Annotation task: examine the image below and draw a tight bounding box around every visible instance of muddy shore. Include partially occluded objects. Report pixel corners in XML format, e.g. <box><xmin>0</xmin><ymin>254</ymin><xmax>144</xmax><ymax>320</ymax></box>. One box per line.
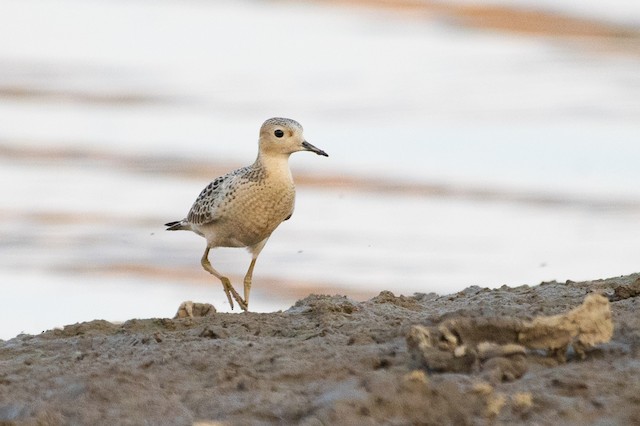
<box><xmin>1</xmin><ymin>273</ymin><xmax>639</xmax><ymax>425</ymax></box>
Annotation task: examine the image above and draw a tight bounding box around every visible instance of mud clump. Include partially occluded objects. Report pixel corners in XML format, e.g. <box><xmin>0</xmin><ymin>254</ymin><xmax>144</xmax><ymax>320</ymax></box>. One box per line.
<box><xmin>174</xmin><ymin>301</ymin><xmax>217</xmax><ymax>318</ymax></box>
<box><xmin>609</xmin><ymin>277</ymin><xmax>640</xmax><ymax>301</ymax></box>
<box><xmin>1</xmin><ymin>274</ymin><xmax>639</xmax><ymax>425</ymax></box>
<box><xmin>519</xmin><ymin>293</ymin><xmax>613</xmax><ymax>359</ymax></box>
<box><xmin>371</xmin><ymin>290</ymin><xmax>422</xmax><ymax>310</ymax></box>
<box><xmin>288</xmin><ymin>294</ymin><xmax>359</xmax><ymax>315</ymax></box>
<box><xmin>407</xmin><ymin>294</ymin><xmax>613</xmax><ymax>380</ymax></box>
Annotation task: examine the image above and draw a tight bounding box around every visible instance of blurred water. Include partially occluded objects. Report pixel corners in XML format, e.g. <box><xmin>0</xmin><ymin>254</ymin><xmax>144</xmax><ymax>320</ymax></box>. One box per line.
<box><xmin>1</xmin><ymin>0</ymin><xmax>639</xmax><ymax>339</ymax></box>
<box><xmin>446</xmin><ymin>0</ymin><xmax>640</xmax><ymax>26</ymax></box>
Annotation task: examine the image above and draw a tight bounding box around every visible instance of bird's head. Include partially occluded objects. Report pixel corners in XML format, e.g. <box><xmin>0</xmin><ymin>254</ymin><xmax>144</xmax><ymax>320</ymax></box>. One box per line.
<box><xmin>258</xmin><ymin>117</ymin><xmax>328</xmax><ymax>158</ymax></box>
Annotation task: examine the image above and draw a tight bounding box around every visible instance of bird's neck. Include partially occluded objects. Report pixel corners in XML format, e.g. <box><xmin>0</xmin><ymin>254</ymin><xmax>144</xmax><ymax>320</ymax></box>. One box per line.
<box><xmin>254</xmin><ymin>152</ymin><xmax>293</xmax><ymax>182</ymax></box>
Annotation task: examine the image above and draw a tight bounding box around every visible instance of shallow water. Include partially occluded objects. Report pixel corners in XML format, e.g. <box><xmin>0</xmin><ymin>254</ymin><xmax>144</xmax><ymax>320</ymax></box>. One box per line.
<box><xmin>1</xmin><ymin>0</ymin><xmax>639</xmax><ymax>339</ymax></box>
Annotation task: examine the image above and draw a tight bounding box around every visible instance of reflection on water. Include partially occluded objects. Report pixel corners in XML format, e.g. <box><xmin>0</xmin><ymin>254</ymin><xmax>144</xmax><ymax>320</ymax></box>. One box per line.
<box><xmin>1</xmin><ymin>0</ymin><xmax>639</xmax><ymax>339</ymax></box>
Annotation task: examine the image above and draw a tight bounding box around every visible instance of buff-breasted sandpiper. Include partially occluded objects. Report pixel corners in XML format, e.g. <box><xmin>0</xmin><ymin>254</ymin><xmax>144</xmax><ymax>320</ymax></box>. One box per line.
<box><xmin>165</xmin><ymin>117</ymin><xmax>328</xmax><ymax>311</ymax></box>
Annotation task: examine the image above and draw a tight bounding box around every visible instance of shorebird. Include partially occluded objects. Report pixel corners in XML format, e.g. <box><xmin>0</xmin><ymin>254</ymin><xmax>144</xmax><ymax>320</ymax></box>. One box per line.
<box><xmin>165</xmin><ymin>118</ymin><xmax>328</xmax><ymax>311</ymax></box>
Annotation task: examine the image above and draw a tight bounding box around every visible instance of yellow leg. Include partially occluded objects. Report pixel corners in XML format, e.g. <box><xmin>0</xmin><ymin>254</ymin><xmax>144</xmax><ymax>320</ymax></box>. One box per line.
<box><xmin>243</xmin><ymin>257</ymin><xmax>258</xmax><ymax>309</ymax></box>
<box><xmin>201</xmin><ymin>247</ymin><xmax>247</xmax><ymax>311</ymax></box>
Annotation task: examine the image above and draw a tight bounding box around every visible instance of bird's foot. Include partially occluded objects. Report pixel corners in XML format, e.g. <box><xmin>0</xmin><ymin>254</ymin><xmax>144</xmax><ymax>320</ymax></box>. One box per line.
<box><xmin>235</xmin><ymin>295</ymin><xmax>248</xmax><ymax>312</ymax></box>
<box><xmin>221</xmin><ymin>277</ymin><xmax>248</xmax><ymax>312</ymax></box>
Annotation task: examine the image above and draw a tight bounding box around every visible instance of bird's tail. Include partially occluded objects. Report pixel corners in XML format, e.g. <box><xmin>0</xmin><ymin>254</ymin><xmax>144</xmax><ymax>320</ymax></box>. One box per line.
<box><xmin>165</xmin><ymin>220</ymin><xmax>190</xmax><ymax>231</ymax></box>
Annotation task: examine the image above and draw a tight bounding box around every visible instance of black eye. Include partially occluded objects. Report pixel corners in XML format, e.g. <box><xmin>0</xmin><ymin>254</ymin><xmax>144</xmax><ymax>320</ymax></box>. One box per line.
<box><xmin>274</xmin><ymin>129</ymin><xmax>284</xmax><ymax>138</ymax></box>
